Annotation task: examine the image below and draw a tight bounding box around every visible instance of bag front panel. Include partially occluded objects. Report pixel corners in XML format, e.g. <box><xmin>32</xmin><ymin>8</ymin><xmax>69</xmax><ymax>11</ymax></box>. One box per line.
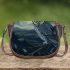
<box><xmin>11</xmin><ymin>21</ymin><xmax>59</xmax><ymax>56</ymax></box>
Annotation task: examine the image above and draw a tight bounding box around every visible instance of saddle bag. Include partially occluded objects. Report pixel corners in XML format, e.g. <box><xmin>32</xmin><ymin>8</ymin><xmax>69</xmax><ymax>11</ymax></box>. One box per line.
<box><xmin>1</xmin><ymin>21</ymin><xmax>68</xmax><ymax>58</ymax></box>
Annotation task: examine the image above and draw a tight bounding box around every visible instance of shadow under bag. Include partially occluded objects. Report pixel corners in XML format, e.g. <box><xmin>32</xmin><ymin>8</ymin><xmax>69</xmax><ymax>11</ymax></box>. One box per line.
<box><xmin>1</xmin><ymin>21</ymin><xmax>68</xmax><ymax>58</ymax></box>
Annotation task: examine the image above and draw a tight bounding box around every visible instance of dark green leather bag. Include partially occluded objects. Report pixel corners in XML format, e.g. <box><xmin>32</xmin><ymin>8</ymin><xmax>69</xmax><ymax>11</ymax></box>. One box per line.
<box><xmin>1</xmin><ymin>21</ymin><xmax>68</xmax><ymax>58</ymax></box>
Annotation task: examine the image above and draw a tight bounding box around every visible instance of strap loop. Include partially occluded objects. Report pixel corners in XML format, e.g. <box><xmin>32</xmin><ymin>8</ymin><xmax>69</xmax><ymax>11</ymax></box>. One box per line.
<box><xmin>1</xmin><ymin>25</ymin><xmax>13</xmax><ymax>56</ymax></box>
<box><xmin>56</xmin><ymin>25</ymin><xmax>68</xmax><ymax>57</ymax></box>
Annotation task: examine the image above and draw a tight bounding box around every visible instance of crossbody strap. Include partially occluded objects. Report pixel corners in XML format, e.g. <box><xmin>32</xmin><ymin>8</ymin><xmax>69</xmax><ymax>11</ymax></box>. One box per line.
<box><xmin>56</xmin><ymin>24</ymin><xmax>68</xmax><ymax>57</ymax></box>
<box><xmin>1</xmin><ymin>24</ymin><xmax>13</xmax><ymax>56</ymax></box>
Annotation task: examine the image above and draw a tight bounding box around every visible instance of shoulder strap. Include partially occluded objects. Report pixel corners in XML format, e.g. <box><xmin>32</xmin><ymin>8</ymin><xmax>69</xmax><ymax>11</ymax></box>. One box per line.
<box><xmin>1</xmin><ymin>24</ymin><xmax>13</xmax><ymax>56</ymax></box>
<box><xmin>56</xmin><ymin>24</ymin><xmax>68</xmax><ymax>57</ymax></box>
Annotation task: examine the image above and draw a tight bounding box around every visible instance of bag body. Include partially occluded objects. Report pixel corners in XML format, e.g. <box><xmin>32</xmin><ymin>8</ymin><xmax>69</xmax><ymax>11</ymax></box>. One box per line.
<box><xmin>1</xmin><ymin>21</ymin><xmax>68</xmax><ymax>58</ymax></box>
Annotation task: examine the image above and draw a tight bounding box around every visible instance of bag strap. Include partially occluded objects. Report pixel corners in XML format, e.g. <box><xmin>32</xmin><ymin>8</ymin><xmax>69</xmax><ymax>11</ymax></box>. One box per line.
<box><xmin>1</xmin><ymin>24</ymin><xmax>13</xmax><ymax>56</ymax></box>
<box><xmin>56</xmin><ymin>24</ymin><xmax>68</xmax><ymax>57</ymax></box>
